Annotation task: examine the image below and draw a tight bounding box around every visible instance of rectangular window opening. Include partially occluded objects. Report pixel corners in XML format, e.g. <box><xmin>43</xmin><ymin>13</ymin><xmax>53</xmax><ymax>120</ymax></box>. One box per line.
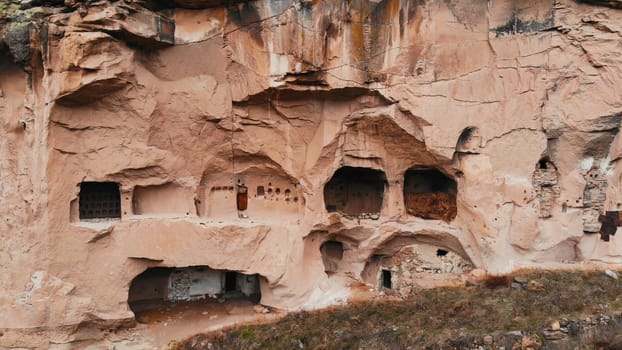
<box><xmin>381</xmin><ymin>269</ymin><xmax>392</xmax><ymax>289</ymax></box>
<box><xmin>225</xmin><ymin>272</ymin><xmax>238</xmax><ymax>292</ymax></box>
<box><xmin>79</xmin><ymin>182</ymin><xmax>121</xmax><ymax>220</ymax></box>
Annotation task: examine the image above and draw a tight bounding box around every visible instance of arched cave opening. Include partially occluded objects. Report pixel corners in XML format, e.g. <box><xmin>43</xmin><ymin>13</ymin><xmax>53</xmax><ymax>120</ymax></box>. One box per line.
<box><xmin>403</xmin><ymin>168</ymin><xmax>457</xmax><ymax>222</ymax></box>
<box><xmin>128</xmin><ymin>266</ymin><xmax>261</xmax><ymax>323</ymax></box>
<box><xmin>79</xmin><ymin>182</ymin><xmax>121</xmax><ymax>220</ymax></box>
<box><xmin>361</xmin><ymin>242</ymin><xmax>473</xmax><ymax>294</ymax></box>
<box><xmin>320</xmin><ymin>240</ymin><xmax>344</xmax><ymax>274</ymax></box>
<box><xmin>323</xmin><ymin>167</ymin><xmax>387</xmax><ymax>217</ymax></box>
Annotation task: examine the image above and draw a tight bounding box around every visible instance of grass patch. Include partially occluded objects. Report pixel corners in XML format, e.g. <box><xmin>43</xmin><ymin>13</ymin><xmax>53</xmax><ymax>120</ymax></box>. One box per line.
<box><xmin>173</xmin><ymin>271</ymin><xmax>622</xmax><ymax>349</ymax></box>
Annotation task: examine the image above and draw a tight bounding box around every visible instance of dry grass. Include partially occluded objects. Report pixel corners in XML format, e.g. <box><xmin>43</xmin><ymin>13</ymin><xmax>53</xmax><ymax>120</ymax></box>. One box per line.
<box><xmin>174</xmin><ymin>271</ymin><xmax>622</xmax><ymax>350</ymax></box>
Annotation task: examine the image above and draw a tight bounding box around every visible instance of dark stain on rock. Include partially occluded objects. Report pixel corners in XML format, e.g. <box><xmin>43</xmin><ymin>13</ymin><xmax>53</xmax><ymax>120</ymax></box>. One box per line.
<box><xmin>491</xmin><ymin>12</ymin><xmax>554</xmax><ymax>36</ymax></box>
<box><xmin>318</xmin><ymin>15</ymin><xmax>338</xmax><ymax>61</ymax></box>
<box><xmin>325</xmin><ymin>21</ymin><xmax>338</xmax><ymax>38</ymax></box>
<box><xmin>317</xmin><ymin>14</ymin><xmax>338</xmax><ymax>39</ymax></box>
<box><xmin>5</xmin><ymin>23</ymin><xmax>32</xmax><ymax>65</ymax></box>
<box><xmin>228</xmin><ymin>2</ymin><xmax>263</xmax><ymax>45</ymax></box>
<box><xmin>369</xmin><ymin>0</ymin><xmax>392</xmax><ymax>24</ymax></box>
<box><xmin>407</xmin><ymin>0</ymin><xmax>423</xmax><ymax>20</ymax></box>
<box><xmin>38</xmin><ymin>22</ymin><xmax>48</xmax><ymax>59</ymax></box>
<box><xmin>443</xmin><ymin>0</ymin><xmax>489</xmax><ymax>29</ymax></box>
<box><xmin>366</xmin><ymin>0</ymin><xmax>397</xmax><ymax>70</ymax></box>
<box><xmin>297</xmin><ymin>0</ymin><xmax>313</xmax><ymax>13</ymax></box>
<box><xmin>576</xmin><ymin>0</ymin><xmax>622</xmax><ymax>9</ymax></box>
<box><xmin>399</xmin><ymin>8</ymin><xmax>405</xmax><ymax>37</ymax></box>
<box><xmin>582</xmin><ymin>129</ymin><xmax>618</xmax><ymax>158</ymax></box>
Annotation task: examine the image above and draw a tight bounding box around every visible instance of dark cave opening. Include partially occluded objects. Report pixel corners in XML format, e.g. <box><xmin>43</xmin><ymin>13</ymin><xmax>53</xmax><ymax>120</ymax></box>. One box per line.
<box><xmin>323</xmin><ymin>167</ymin><xmax>387</xmax><ymax>216</ymax></box>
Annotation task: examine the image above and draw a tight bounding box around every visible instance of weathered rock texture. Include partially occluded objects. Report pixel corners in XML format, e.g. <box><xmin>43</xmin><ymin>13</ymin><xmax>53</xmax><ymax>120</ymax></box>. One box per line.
<box><xmin>2</xmin><ymin>0</ymin><xmax>622</xmax><ymax>347</ymax></box>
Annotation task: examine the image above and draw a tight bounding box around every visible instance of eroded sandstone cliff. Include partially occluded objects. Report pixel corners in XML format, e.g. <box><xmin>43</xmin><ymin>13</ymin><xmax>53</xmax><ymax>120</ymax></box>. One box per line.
<box><xmin>2</xmin><ymin>0</ymin><xmax>622</xmax><ymax>347</ymax></box>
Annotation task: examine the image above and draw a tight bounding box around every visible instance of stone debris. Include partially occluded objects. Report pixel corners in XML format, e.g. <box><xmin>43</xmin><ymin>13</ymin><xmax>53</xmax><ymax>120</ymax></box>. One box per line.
<box><xmin>605</xmin><ymin>269</ymin><xmax>618</xmax><ymax>280</ymax></box>
<box><xmin>253</xmin><ymin>305</ymin><xmax>270</xmax><ymax>314</ymax></box>
<box><xmin>510</xmin><ymin>282</ymin><xmax>523</xmax><ymax>290</ymax></box>
<box><xmin>550</xmin><ymin>320</ymin><xmax>560</xmax><ymax>331</ymax></box>
<box><xmin>526</xmin><ymin>280</ymin><xmax>544</xmax><ymax>291</ymax></box>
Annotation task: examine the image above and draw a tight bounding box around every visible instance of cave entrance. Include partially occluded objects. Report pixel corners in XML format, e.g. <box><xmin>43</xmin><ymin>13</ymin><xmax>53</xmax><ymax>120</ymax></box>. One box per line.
<box><xmin>79</xmin><ymin>182</ymin><xmax>121</xmax><ymax>220</ymax></box>
<box><xmin>323</xmin><ymin>167</ymin><xmax>386</xmax><ymax>217</ymax></box>
<box><xmin>128</xmin><ymin>266</ymin><xmax>261</xmax><ymax>323</ymax></box>
<box><xmin>381</xmin><ymin>269</ymin><xmax>392</xmax><ymax>289</ymax></box>
<box><xmin>320</xmin><ymin>240</ymin><xmax>344</xmax><ymax>274</ymax></box>
<box><xmin>225</xmin><ymin>271</ymin><xmax>238</xmax><ymax>293</ymax></box>
<box><xmin>403</xmin><ymin>168</ymin><xmax>457</xmax><ymax>222</ymax></box>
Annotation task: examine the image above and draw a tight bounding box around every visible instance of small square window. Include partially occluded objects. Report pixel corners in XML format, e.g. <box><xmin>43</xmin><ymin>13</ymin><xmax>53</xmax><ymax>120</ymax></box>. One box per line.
<box><xmin>79</xmin><ymin>182</ymin><xmax>121</xmax><ymax>220</ymax></box>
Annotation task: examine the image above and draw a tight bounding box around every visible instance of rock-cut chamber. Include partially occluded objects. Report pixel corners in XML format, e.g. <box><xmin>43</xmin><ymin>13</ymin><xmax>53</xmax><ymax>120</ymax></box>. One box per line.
<box><xmin>128</xmin><ymin>266</ymin><xmax>261</xmax><ymax>322</ymax></box>
<box><xmin>403</xmin><ymin>169</ymin><xmax>457</xmax><ymax>222</ymax></box>
<box><xmin>323</xmin><ymin>167</ymin><xmax>387</xmax><ymax>217</ymax></box>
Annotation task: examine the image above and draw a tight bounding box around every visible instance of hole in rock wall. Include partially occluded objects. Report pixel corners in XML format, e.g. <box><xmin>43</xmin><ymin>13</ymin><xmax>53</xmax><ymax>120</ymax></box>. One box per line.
<box><xmin>320</xmin><ymin>240</ymin><xmax>344</xmax><ymax>274</ymax></box>
<box><xmin>79</xmin><ymin>182</ymin><xmax>121</xmax><ymax>220</ymax></box>
<box><xmin>225</xmin><ymin>271</ymin><xmax>238</xmax><ymax>292</ymax></box>
<box><xmin>583</xmin><ymin>166</ymin><xmax>609</xmax><ymax>233</ymax></box>
<box><xmin>323</xmin><ymin>167</ymin><xmax>386</xmax><ymax>218</ymax></box>
<box><xmin>381</xmin><ymin>270</ymin><xmax>392</xmax><ymax>289</ymax></box>
<box><xmin>132</xmin><ymin>183</ymin><xmax>195</xmax><ymax>216</ymax></box>
<box><xmin>362</xmin><ymin>244</ymin><xmax>472</xmax><ymax>294</ymax></box>
<box><xmin>532</xmin><ymin>159</ymin><xmax>560</xmax><ymax>219</ymax></box>
<box><xmin>539</xmin><ymin>160</ymin><xmax>548</xmax><ymax>169</ymax></box>
<box><xmin>128</xmin><ymin>266</ymin><xmax>261</xmax><ymax>322</ymax></box>
<box><xmin>403</xmin><ymin>169</ymin><xmax>457</xmax><ymax>222</ymax></box>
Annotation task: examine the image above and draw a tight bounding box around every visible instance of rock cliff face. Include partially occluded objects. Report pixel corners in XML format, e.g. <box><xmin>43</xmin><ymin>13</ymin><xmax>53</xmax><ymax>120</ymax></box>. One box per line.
<box><xmin>2</xmin><ymin>0</ymin><xmax>622</xmax><ymax>347</ymax></box>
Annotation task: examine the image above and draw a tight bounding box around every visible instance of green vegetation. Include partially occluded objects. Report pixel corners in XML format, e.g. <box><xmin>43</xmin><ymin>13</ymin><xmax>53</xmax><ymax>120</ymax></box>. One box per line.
<box><xmin>174</xmin><ymin>271</ymin><xmax>622</xmax><ymax>349</ymax></box>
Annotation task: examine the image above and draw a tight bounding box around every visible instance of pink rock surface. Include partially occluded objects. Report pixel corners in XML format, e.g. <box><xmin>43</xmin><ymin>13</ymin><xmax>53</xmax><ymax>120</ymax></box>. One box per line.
<box><xmin>2</xmin><ymin>0</ymin><xmax>622</xmax><ymax>347</ymax></box>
